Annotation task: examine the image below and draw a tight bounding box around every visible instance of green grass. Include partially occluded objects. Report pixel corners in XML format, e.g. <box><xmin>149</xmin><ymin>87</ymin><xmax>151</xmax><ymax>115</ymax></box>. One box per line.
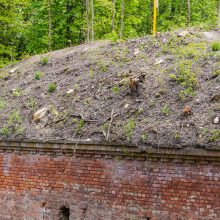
<box><xmin>34</xmin><ymin>71</ymin><xmax>43</xmax><ymax>80</ymax></box>
<box><xmin>124</xmin><ymin>119</ymin><xmax>136</xmax><ymax>140</ymax></box>
<box><xmin>41</xmin><ymin>57</ymin><xmax>49</xmax><ymax>65</ymax></box>
<box><xmin>0</xmin><ymin>99</ymin><xmax>6</xmax><ymax>109</ymax></box>
<box><xmin>48</xmin><ymin>83</ymin><xmax>57</xmax><ymax>93</ymax></box>
<box><xmin>0</xmin><ymin>127</ymin><xmax>10</xmax><ymax>136</ymax></box>
<box><xmin>211</xmin><ymin>42</ymin><xmax>220</xmax><ymax>52</ymax></box>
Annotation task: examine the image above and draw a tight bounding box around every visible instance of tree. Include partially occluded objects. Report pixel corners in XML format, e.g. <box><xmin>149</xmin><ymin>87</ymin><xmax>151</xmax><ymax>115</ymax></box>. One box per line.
<box><xmin>119</xmin><ymin>0</ymin><xmax>124</xmax><ymax>39</ymax></box>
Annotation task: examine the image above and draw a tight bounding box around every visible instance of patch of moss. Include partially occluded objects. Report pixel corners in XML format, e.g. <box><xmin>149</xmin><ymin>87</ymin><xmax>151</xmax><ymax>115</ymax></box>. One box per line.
<box><xmin>124</xmin><ymin>119</ymin><xmax>136</xmax><ymax>140</ymax></box>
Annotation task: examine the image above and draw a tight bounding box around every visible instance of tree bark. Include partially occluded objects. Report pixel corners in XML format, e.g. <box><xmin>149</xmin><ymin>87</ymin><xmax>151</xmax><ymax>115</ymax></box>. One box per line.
<box><xmin>86</xmin><ymin>0</ymin><xmax>90</xmax><ymax>42</ymax></box>
<box><xmin>48</xmin><ymin>0</ymin><xmax>52</xmax><ymax>51</ymax></box>
<box><xmin>218</xmin><ymin>0</ymin><xmax>220</xmax><ymax>27</ymax></box>
<box><xmin>91</xmin><ymin>0</ymin><xmax>94</xmax><ymax>41</ymax></box>
<box><xmin>66</xmin><ymin>0</ymin><xmax>74</xmax><ymax>46</ymax></box>
<box><xmin>119</xmin><ymin>0</ymin><xmax>124</xmax><ymax>39</ymax></box>
<box><xmin>112</xmin><ymin>0</ymin><xmax>116</xmax><ymax>31</ymax></box>
<box><xmin>187</xmin><ymin>0</ymin><xmax>190</xmax><ymax>26</ymax></box>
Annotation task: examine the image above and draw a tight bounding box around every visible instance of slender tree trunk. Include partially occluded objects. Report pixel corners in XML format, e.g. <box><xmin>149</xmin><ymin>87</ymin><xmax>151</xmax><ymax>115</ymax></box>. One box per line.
<box><xmin>218</xmin><ymin>0</ymin><xmax>220</xmax><ymax>27</ymax></box>
<box><xmin>48</xmin><ymin>0</ymin><xmax>52</xmax><ymax>51</ymax></box>
<box><xmin>66</xmin><ymin>0</ymin><xmax>74</xmax><ymax>46</ymax></box>
<box><xmin>119</xmin><ymin>0</ymin><xmax>124</xmax><ymax>39</ymax></box>
<box><xmin>91</xmin><ymin>0</ymin><xmax>94</xmax><ymax>41</ymax></box>
<box><xmin>187</xmin><ymin>0</ymin><xmax>190</xmax><ymax>26</ymax></box>
<box><xmin>112</xmin><ymin>0</ymin><xmax>116</xmax><ymax>31</ymax></box>
<box><xmin>86</xmin><ymin>0</ymin><xmax>90</xmax><ymax>42</ymax></box>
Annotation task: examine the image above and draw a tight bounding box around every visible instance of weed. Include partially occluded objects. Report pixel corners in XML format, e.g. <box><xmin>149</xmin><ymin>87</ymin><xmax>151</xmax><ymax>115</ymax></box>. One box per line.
<box><xmin>48</xmin><ymin>83</ymin><xmax>57</xmax><ymax>93</ymax></box>
<box><xmin>89</xmin><ymin>68</ymin><xmax>94</xmax><ymax>79</ymax></box>
<box><xmin>209</xmin><ymin>130</ymin><xmax>220</xmax><ymax>142</ymax></box>
<box><xmin>124</xmin><ymin>119</ymin><xmax>136</xmax><ymax>140</ymax></box>
<box><xmin>112</xmin><ymin>86</ymin><xmax>119</xmax><ymax>94</ymax></box>
<box><xmin>0</xmin><ymin>71</ymin><xmax>9</xmax><ymax>79</ymax></box>
<box><xmin>12</xmin><ymin>88</ymin><xmax>22</xmax><ymax>97</ymax></box>
<box><xmin>211</xmin><ymin>42</ymin><xmax>220</xmax><ymax>52</ymax></box>
<box><xmin>51</xmin><ymin>106</ymin><xmax>59</xmax><ymax>116</ymax></box>
<box><xmin>149</xmin><ymin>100</ymin><xmax>156</xmax><ymax>108</ymax></box>
<box><xmin>74</xmin><ymin>83</ymin><xmax>79</xmax><ymax>90</ymax></box>
<box><xmin>34</xmin><ymin>71</ymin><xmax>43</xmax><ymax>80</ymax></box>
<box><xmin>141</xmin><ymin>133</ymin><xmax>148</xmax><ymax>142</ymax></box>
<box><xmin>0</xmin><ymin>127</ymin><xmax>10</xmax><ymax>136</ymax></box>
<box><xmin>0</xmin><ymin>99</ymin><xmax>6</xmax><ymax>109</ymax></box>
<box><xmin>174</xmin><ymin>42</ymin><xmax>206</xmax><ymax>59</ymax></box>
<box><xmin>15</xmin><ymin>125</ymin><xmax>24</xmax><ymax>135</ymax></box>
<box><xmin>8</xmin><ymin>111</ymin><xmax>22</xmax><ymax>125</ymax></box>
<box><xmin>75</xmin><ymin>119</ymin><xmax>85</xmax><ymax>134</ymax></box>
<box><xmin>161</xmin><ymin>104</ymin><xmax>171</xmax><ymax>116</ymax></box>
<box><xmin>26</xmin><ymin>98</ymin><xmax>37</xmax><ymax>108</ymax></box>
<box><xmin>174</xmin><ymin>132</ymin><xmax>180</xmax><ymax>141</ymax></box>
<box><xmin>169</xmin><ymin>60</ymin><xmax>198</xmax><ymax>99</ymax></box>
<box><xmin>99</xmin><ymin>62</ymin><xmax>108</xmax><ymax>72</ymax></box>
<box><xmin>41</xmin><ymin>57</ymin><xmax>49</xmax><ymax>65</ymax></box>
<box><xmin>211</xmin><ymin>69</ymin><xmax>220</xmax><ymax>78</ymax></box>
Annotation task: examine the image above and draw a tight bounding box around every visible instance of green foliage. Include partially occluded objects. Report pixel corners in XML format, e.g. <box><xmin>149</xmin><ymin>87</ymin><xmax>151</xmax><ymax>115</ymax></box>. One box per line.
<box><xmin>0</xmin><ymin>127</ymin><xmax>10</xmax><ymax>136</ymax></box>
<box><xmin>75</xmin><ymin>119</ymin><xmax>85</xmax><ymax>134</ymax></box>
<box><xmin>34</xmin><ymin>71</ymin><xmax>43</xmax><ymax>80</ymax></box>
<box><xmin>0</xmin><ymin>0</ymin><xmax>219</xmax><ymax>66</ymax></box>
<box><xmin>12</xmin><ymin>88</ymin><xmax>22</xmax><ymax>97</ymax></box>
<box><xmin>209</xmin><ymin>130</ymin><xmax>220</xmax><ymax>142</ymax></box>
<box><xmin>89</xmin><ymin>68</ymin><xmax>94</xmax><ymax>79</ymax></box>
<box><xmin>26</xmin><ymin>98</ymin><xmax>37</xmax><ymax>108</ymax></box>
<box><xmin>124</xmin><ymin>119</ymin><xmax>136</xmax><ymax>140</ymax></box>
<box><xmin>211</xmin><ymin>42</ymin><xmax>220</xmax><ymax>51</ymax></box>
<box><xmin>0</xmin><ymin>99</ymin><xmax>6</xmax><ymax>109</ymax></box>
<box><xmin>48</xmin><ymin>83</ymin><xmax>57</xmax><ymax>93</ymax></box>
<box><xmin>41</xmin><ymin>57</ymin><xmax>49</xmax><ymax>65</ymax></box>
<box><xmin>8</xmin><ymin>111</ymin><xmax>22</xmax><ymax>125</ymax></box>
<box><xmin>169</xmin><ymin>60</ymin><xmax>198</xmax><ymax>99</ymax></box>
<box><xmin>112</xmin><ymin>86</ymin><xmax>119</xmax><ymax>94</ymax></box>
<box><xmin>161</xmin><ymin>104</ymin><xmax>171</xmax><ymax>116</ymax></box>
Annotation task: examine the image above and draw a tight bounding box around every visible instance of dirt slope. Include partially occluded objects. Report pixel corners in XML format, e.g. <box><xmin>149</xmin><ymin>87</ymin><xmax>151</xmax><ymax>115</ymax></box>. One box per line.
<box><xmin>0</xmin><ymin>29</ymin><xmax>220</xmax><ymax>149</ymax></box>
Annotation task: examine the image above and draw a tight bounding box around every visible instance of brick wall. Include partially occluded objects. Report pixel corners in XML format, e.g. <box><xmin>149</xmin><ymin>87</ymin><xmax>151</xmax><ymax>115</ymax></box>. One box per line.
<box><xmin>0</xmin><ymin>142</ymin><xmax>219</xmax><ymax>220</ymax></box>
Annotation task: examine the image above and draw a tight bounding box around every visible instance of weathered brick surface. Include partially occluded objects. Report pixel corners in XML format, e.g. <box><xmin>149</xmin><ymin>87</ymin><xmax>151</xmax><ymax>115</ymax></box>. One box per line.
<box><xmin>0</xmin><ymin>152</ymin><xmax>219</xmax><ymax>220</ymax></box>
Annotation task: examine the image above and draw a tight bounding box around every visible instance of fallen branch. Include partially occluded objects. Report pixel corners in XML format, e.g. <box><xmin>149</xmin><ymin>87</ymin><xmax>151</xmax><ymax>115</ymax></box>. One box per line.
<box><xmin>106</xmin><ymin>108</ymin><xmax>114</xmax><ymax>141</ymax></box>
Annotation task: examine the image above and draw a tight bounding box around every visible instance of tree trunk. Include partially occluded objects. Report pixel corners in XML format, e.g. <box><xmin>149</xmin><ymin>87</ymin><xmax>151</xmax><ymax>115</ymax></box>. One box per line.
<box><xmin>48</xmin><ymin>0</ymin><xmax>52</xmax><ymax>51</ymax></box>
<box><xmin>112</xmin><ymin>0</ymin><xmax>116</xmax><ymax>31</ymax></box>
<box><xmin>66</xmin><ymin>0</ymin><xmax>73</xmax><ymax>46</ymax></box>
<box><xmin>91</xmin><ymin>0</ymin><xmax>94</xmax><ymax>41</ymax></box>
<box><xmin>86</xmin><ymin>0</ymin><xmax>90</xmax><ymax>42</ymax></box>
<box><xmin>187</xmin><ymin>0</ymin><xmax>190</xmax><ymax>26</ymax></box>
<box><xmin>218</xmin><ymin>0</ymin><xmax>220</xmax><ymax>27</ymax></box>
<box><xmin>119</xmin><ymin>0</ymin><xmax>124</xmax><ymax>39</ymax></box>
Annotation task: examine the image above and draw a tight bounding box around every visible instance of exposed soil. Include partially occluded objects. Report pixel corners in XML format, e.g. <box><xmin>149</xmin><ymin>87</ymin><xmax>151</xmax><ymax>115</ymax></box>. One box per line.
<box><xmin>0</xmin><ymin>29</ymin><xmax>220</xmax><ymax>149</ymax></box>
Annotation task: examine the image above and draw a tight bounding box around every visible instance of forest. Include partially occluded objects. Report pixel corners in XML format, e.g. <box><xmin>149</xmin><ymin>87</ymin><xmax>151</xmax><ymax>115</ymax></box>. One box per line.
<box><xmin>0</xmin><ymin>0</ymin><xmax>219</xmax><ymax>68</ymax></box>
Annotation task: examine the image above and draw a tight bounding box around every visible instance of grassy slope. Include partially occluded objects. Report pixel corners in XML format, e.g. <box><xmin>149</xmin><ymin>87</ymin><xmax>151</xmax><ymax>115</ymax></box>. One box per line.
<box><xmin>0</xmin><ymin>30</ymin><xmax>219</xmax><ymax>148</ymax></box>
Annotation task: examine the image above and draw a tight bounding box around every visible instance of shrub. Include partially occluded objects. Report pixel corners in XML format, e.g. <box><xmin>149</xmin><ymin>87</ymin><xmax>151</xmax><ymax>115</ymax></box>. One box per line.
<box><xmin>0</xmin><ymin>99</ymin><xmax>6</xmax><ymax>109</ymax></box>
<box><xmin>48</xmin><ymin>83</ymin><xmax>57</xmax><ymax>93</ymax></box>
<box><xmin>41</xmin><ymin>57</ymin><xmax>49</xmax><ymax>65</ymax></box>
<box><xmin>124</xmin><ymin>119</ymin><xmax>136</xmax><ymax>140</ymax></box>
<box><xmin>211</xmin><ymin>42</ymin><xmax>220</xmax><ymax>52</ymax></box>
<box><xmin>0</xmin><ymin>127</ymin><xmax>10</xmax><ymax>136</ymax></box>
<box><xmin>34</xmin><ymin>71</ymin><xmax>43</xmax><ymax>80</ymax></box>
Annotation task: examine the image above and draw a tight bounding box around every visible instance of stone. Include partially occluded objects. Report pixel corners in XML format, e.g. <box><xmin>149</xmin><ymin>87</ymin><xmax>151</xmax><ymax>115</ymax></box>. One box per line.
<box><xmin>177</xmin><ymin>30</ymin><xmax>189</xmax><ymax>37</ymax></box>
<box><xmin>33</xmin><ymin>107</ymin><xmax>48</xmax><ymax>122</ymax></box>
<box><xmin>9</xmin><ymin>67</ymin><xmax>19</xmax><ymax>74</ymax></box>
<box><xmin>155</xmin><ymin>57</ymin><xmax>164</xmax><ymax>65</ymax></box>
<box><xmin>134</xmin><ymin>48</ymin><xmax>140</xmax><ymax>55</ymax></box>
<box><xmin>213</xmin><ymin>116</ymin><xmax>220</xmax><ymax>124</ymax></box>
<box><xmin>66</xmin><ymin>89</ymin><xmax>74</xmax><ymax>95</ymax></box>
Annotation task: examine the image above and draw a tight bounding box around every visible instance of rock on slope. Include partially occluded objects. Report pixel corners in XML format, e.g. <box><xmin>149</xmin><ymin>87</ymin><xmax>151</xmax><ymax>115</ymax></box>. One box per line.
<box><xmin>0</xmin><ymin>29</ymin><xmax>219</xmax><ymax>149</ymax></box>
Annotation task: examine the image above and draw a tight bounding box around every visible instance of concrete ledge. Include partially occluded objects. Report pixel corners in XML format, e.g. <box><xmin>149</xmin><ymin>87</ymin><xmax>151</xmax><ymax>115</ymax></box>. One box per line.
<box><xmin>0</xmin><ymin>140</ymin><xmax>219</xmax><ymax>163</ymax></box>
